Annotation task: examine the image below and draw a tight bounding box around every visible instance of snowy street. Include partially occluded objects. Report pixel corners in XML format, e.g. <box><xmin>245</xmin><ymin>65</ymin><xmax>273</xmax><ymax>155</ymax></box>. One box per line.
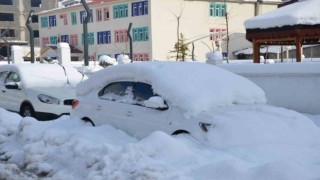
<box><xmin>1</xmin><ymin>108</ymin><xmax>320</xmax><ymax>180</ymax></box>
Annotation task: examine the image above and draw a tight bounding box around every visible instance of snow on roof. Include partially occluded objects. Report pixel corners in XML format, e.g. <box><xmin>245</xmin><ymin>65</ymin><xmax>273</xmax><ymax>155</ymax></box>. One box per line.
<box><xmin>244</xmin><ymin>0</ymin><xmax>320</xmax><ymax>29</ymax></box>
<box><xmin>77</xmin><ymin>62</ymin><xmax>266</xmax><ymax>115</ymax></box>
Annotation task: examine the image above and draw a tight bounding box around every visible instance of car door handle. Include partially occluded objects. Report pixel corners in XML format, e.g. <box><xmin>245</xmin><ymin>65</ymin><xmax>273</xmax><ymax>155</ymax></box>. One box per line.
<box><xmin>97</xmin><ymin>106</ymin><xmax>102</xmax><ymax>111</ymax></box>
<box><xmin>126</xmin><ymin>111</ymin><xmax>133</xmax><ymax>117</ymax></box>
<box><xmin>1</xmin><ymin>90</ymin><xmax>5</xmax><ymax>93</ymax></box>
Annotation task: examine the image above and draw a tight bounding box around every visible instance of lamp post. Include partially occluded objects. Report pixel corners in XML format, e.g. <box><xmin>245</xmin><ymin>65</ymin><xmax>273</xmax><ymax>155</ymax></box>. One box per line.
<box><xmin>26</xmin><ymin>10</ymin><xmax>35</xmax><ymax>63</ymax></box>
<box><xmin>81</xmin><ymin>0</ymin><xmax>92</xmax><ymax>66</ymax></box>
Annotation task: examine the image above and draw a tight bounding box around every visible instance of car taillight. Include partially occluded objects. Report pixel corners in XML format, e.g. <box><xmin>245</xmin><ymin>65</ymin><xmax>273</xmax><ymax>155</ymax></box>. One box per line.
<box><xmin>72</xmin><ymin>100</ymin><xmax>79</xmax><ymax>109</ymax></box>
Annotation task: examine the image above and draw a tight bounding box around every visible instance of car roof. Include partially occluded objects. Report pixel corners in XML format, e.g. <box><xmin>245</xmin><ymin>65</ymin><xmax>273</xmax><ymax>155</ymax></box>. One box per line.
<box><xmin>0</xmin><ymin>63</ymin><xmax>84</xmax><ymax>88</ymax></box>
<box><xmin>78</xmin><ymin>62</ymin><xmax>266</xmax><ymax>115</ymax></box>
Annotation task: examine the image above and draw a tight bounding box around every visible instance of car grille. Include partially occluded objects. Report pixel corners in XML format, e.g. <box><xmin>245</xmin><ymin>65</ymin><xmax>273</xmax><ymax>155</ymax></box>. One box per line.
<box><xmin>64</xmin><ymin>99</ymin><xmax>74</xmax><ymax>106</ymax></box>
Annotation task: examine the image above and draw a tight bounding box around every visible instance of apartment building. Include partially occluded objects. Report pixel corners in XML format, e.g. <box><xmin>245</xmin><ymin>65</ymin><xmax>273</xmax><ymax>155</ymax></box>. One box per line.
<box><xmin>38</xmin><ymin>0</ymin><xmax>281</xmax><ymax>62</ymax></box>
<box><xmin>0</xmin><ymin>0</ymin><xmax>58</xmax><ymax>58</ymax></box>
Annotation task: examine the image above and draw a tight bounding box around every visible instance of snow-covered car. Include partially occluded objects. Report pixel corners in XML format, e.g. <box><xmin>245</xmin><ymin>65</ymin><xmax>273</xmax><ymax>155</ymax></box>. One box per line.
<box><xmin>0</xmin><ymin>63</ymin><xmax>86</xmax><ymax>120</ymax></box>
<box><xmin>71</xmin><ymin>62</ymin><xmax>271</xmax><ymax>140</ymax></box>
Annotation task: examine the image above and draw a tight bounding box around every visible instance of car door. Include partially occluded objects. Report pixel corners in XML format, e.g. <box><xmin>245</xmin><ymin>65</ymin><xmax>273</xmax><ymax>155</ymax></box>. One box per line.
<box><xmin>93</xmin><ymin>81</ymin><xmax>171</xmax><ymax>138</ymax></box>
<box><xmin>0</xmin><ymin>71</ymin><xmax>9</xmax><ymax>109</ymax></box>
<box><xmin>2</xmin><ymin>71</ymin><xmax>24</xmax><ymax>112</ymax></box>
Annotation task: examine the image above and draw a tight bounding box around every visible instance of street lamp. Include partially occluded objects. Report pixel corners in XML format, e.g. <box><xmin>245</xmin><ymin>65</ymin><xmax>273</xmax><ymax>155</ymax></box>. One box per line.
<box><xmin>81</xmin><ymin>0</ymin><xmax>92</xmax><ymax>66</ymax></box>
<box><xmin>26</xmin><ymin>10</ymin><xmax>35</xmax><ymax>63</ymax></box>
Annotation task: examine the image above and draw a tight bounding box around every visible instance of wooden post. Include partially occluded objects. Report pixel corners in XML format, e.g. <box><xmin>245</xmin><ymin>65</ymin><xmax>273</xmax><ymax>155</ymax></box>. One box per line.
<box><xmin>253</xmin><ymin>39</ymin><xmax>260</xmax><ymax>63</ymax></box>
<box><xmin>295</xmin><ymin>36</ymin><xmax>302</xmax><ymax>62</ymax></box>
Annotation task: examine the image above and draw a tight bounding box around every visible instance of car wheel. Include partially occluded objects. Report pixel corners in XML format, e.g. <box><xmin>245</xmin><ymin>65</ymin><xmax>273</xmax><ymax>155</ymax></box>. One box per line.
<box><xmin>81</xmin><ymin>117</ymin><xmax>95</xmax><ymax>127</ymax></box>
<box><xmin>20</xmin><ymin>103</ymin><xmax>35</xmax><ymax>118</ymax></box>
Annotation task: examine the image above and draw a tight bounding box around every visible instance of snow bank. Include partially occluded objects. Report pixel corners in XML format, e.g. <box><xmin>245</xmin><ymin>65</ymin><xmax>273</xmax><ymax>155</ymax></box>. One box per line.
<box><xmin>1</xmin><ymin>108</ymin><xmax>320</xmax><ymax>179</ymax></box>
<box><xmin>77</xmin><ymin>62</ymin><xmax>266</xmax><ymax>116</ymax></box>
<box><xmin>244</xmin><ymin>0</ymin><xmax>320</xmax><ymax>29</ymax></box>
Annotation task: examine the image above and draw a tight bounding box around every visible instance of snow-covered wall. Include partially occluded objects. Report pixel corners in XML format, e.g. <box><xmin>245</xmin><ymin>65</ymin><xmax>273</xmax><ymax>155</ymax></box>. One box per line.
<box><xmin>219</xmin><ymin>63</ymin><xmax>320</xmax><ymax>115</ymax></box>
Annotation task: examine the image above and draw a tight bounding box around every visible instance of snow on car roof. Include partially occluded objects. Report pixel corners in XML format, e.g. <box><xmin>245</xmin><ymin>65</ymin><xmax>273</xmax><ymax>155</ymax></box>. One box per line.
<box><xmin>77</xmin><ymin>62</ymin><xmax>266</xmax><ymax>115</ymax></box>
<box><xmin>0</xmin><ymin>63</ymin><xmax>84</xmax><ymax>88</ymax></box>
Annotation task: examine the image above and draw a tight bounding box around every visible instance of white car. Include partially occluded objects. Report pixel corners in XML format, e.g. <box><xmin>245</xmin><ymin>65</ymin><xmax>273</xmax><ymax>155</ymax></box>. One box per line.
<box><xmin>0</xmin><ymin>63</ymin><xmax>85</xmax><ymax>120</ymax></box>
<box><xmin>71</xmin><ymin>62</ymin><xmax>276</xmax><ymax>140</ymax></box>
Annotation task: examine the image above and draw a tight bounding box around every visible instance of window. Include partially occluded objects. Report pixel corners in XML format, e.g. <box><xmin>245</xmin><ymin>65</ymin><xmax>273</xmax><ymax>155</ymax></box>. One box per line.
<box><xmin>97</xmin><ymin>31</ymin><xmax>111</xmax><ymax>44</ymax></box>
<box><xmin>103</xmin><ymin>7</ymin><xmax>110</xmax><ymax>20</ymax></box>
<box><xmin>80</xmin><ymin>10</ymin><xmax>93</xmax><ymax>24</ymax></box>
<box><xmin>132</xmin><ymin>1</ymin><xmax>148</xmax><ymax>16</ymax></box>
<box><xmin>70</xmin><ymin>34</ymin><xmax>78</xmax><ymax>46</ymax></box>
<box><xmin>40</xmin><ymin>17</ymin><xmax>48</xmax><ymax>28</ymax></box>
<box><xmin>132</xmin><ymin>27</ymin><xmax>149</xmax><ymax>42</ymax></box>
<box><xmin>98</xmin><ymin>81</ymin><xmax>163</xmax><ymax>108</ymax></box>
<box><xmin>49</xmin><ymin>15</ymin><xmax>56</xmax><ymax>27</ymax></box>
<box><xmin>210</xmin><ymin>28</ymin><xmax>226</xmax><ymax>41</ymax></box>
<box><xmin>96</xmin><ymin>9</ymin><xmax>102</xmax><ymax>22</ymax></box>
<box><xmin>50</xmin><ymin>36</ymin><xmax>57</xmax><ymax>44</ymax></box>
<box><xmin>0</xmin><ymin>71</ymin><xmax>9</xmax><ymax>81</ymax></box>
<box><xmin>34</xmin><ymin>30</ymin><xmax>39</xmax><ymax>38</ymax></box>
<box><xmin>98</xmin><ymin>81</ymin><xmax>134</xmax><ymax>101</ymax></box>
<box><xmin>0</xmin><ymin>13</ymin><xmax>14</xmax><ymax>21</ymax></box>
<box><xmin>71</xmin><ymin>12</ymin><xmax>77</xmax><ymax>25</ymax></box>
<box><xmin>60</xmin><ymin>14</ymin><xmax>68</xmax><ymax>25</ymax></box>
<box><xmin>82</xmin><ymin>32</ymin><xmax>94</xmax><ymax>45</ymax></box>
<box><xmin>32</xmin><ymin>15</ymin><xmax>38</xmax><ymax>23</ymax></box>
<box><xmin>0</xmin><ymin>0</ymin><xmax>13</xmax><ymax>5</ymax></box>
<box><xmin>1</xmin><ymin>29</ymin><xmax>15</xmax><ymax>37</ymax></box>
<box><xmin>113</xmin><ymin>4</ymin><xmax>128</xmax><ymax>19</ymax></box>
<box><xmin>42</xmin><ymin>37</ymin><xmax>49</xmax><ymax>47</ymax></box>
<box><xmin>5</xmin><ymin>72</ymin><xmax>20</xmax><ymax>83</ymax></box>
<box><xmin>61</xmin><ymin>35</ymin><xmax>69</xmax><ymax>43</ymax></box>
<box><xmin>114</xmin><ymin>30</ymin><xmax>128</xmax><ymax>43</ymax></box>
<box><xmin>31</xmin><ymin>0</ymin><xmax>41</xmax><ymax>7</ymax></box>
<box><xmin>132</xmin><ymin>53</ymin><xmax>149</xmax><ymax>61</ymax></box>
<box><xmin>210</xmin><ymin>3</ymin><xmax>227</xmax><ymax>17</ymax></box>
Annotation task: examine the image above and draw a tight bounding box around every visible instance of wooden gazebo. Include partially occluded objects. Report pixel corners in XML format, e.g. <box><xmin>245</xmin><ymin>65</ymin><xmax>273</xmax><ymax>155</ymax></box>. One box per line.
<box><xmin>244</xmin><ymin>0</ymin><xmax>320</xmax><ymax>63</ymax></box>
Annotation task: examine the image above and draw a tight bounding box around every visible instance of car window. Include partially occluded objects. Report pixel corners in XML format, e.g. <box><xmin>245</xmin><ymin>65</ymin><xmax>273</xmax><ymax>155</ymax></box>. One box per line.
<box><xmin>133</xmin><ymin>82</ymin><xmax>155</xmax><ymax>103</ymax></box>
<box><xmin>0</xmin><ymin>71</ymin><xmax>8</xmax><ymax>83</ymax></box>
<box><xmin>98</xmin><ymin>81</ymin><xmax>135</xmax><ymax>103</ymax></box>
<box><xmin>5</xmin><ymin>72</ymin><xmax>20</xmax><ymax>83</ymax></box>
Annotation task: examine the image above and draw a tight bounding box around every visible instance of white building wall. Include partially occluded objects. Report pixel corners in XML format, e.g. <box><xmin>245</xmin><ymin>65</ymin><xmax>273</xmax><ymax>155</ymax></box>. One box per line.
<box><xmin>38</xmin><ymin>0</ymin><xmax>280</xmax><ymax>62</ymax></box>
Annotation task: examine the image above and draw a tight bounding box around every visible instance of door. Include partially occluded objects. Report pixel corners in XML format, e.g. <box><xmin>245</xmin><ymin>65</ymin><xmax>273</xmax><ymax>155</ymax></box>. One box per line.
<box><xmin>2</xmin><ymin>71</ymin><xmax>24</xmax><ymax>112</ymax></box>
<box><xmin>94</xmin><ymin>81</ymin><xmax>171</xmax><ymax>138</ymax></box>
<box><xmin>0</xmin><ymin>71</ymin><xmax>9</xmax><ymax>109</ymax></box>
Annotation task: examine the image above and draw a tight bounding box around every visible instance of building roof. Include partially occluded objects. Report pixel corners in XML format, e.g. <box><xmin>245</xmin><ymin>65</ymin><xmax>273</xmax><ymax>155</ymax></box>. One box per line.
<box><xmin>244</xmin><ymin>0</ymin><xmax>320</xmax><ymax>29</ymax></box>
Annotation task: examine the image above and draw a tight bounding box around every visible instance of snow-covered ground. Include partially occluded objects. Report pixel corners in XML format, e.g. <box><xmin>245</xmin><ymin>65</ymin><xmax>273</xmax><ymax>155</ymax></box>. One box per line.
<box><xmin>0</xmin><ymin>108</ymin><xmax>320</xmax><ymax>180</ymax></box>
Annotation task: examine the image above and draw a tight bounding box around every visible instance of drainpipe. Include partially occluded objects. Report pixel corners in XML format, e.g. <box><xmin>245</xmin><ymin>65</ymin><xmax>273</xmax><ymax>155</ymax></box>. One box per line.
<box><xmin>26</xmin><ymin>10</ymin><xmax>35</xmax><ymax>63</ymax></box>
<box><xmin>81</xmin><ymin>0</ymin><xmax>92</xmax><ymax>66</ymax></box>
<box><xmin>127</xmin><ymin>23</ymin><xmax>133</xmax><ymax>62</ymax></box>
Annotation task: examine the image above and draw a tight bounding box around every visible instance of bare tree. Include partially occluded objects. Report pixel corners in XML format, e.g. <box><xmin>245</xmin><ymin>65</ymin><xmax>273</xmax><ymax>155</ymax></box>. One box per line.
<box><xmin>169</xmin><ymin>2</ymin><xmax>186</xmax><ymax>61</ymax></box>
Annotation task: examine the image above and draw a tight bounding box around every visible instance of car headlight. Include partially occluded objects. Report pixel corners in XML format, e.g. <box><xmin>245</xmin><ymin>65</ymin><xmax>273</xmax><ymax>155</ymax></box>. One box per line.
<box><xmin>38</xmin><ymin>94</ymin><xmax>60</xmax><ymax>105</ymax></box>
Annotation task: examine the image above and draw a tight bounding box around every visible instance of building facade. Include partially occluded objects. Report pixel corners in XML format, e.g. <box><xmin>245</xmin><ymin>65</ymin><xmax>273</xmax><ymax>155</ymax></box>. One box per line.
<box><xmin>0</xmin><ymin>0</ymin><xmax>58</xmax><ymax>58</ymax></box>
<box><xmin>38</xmin><ymin>0</ymin><xmax>281</xmax><ymax>62</ymax></box>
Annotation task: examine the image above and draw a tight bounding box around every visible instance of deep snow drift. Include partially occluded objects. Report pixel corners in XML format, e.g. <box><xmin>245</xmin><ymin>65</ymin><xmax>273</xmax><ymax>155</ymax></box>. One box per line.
<box><xmin>1</xmin><ymin>108</ymin><xmax>320</xmax><ymax>180</ymax></box>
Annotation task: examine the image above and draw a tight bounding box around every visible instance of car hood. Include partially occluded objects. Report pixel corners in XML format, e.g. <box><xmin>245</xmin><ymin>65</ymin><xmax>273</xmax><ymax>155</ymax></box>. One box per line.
<box><xmin>26</xmin><ymin>87</ymin><xmax>76</xmax><ymax>100</ymax></box>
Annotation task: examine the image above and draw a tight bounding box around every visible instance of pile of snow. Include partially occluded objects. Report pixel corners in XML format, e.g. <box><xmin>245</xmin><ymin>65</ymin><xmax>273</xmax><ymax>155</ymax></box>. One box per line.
<box><xmin>244</xmin><ymin>0</ymin><xmax>320</xmax><ymax>29</ymax></box>
<box><xmin>77</xmin><ymin>62</ymin><xmax>266</xmax><ymax>116</ymax></box>
<box><xmin>117</xmin><ymin>54</ymin><xmax>131</xmax><ymax>64</ymax></box>
<box><xmin>206</xmin><ymin>51</ymin><xmax>223</xmax><ymax>65</ymax></box>
<box><xmin>1</xmin><ymin>108</ymin><xmax>320</xmax><ymax>179</ymax></box>
<box><xmin>99</xmin><ymin>55</ymin><xmax>117</xmax><ymax>67</ymax></box>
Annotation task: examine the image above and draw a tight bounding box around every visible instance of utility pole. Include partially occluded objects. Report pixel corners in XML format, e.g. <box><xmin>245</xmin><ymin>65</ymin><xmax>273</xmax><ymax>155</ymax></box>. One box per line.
<box><xmin>81</xmin><ymin>0</ymin><xmax>92</xmax><ymax>66</ymax></box>
<box><xmin>26</xmin><ymin>10</ymin><xmax>35</xmax><ymax>63</ymax></box>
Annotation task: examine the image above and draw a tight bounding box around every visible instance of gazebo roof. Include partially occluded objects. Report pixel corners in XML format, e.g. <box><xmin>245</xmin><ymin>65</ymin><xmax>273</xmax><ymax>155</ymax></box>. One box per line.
<box><xmin>244</xmin><ymin>0</ymin><xmax>320</xmax><ymax>30</ymax></box>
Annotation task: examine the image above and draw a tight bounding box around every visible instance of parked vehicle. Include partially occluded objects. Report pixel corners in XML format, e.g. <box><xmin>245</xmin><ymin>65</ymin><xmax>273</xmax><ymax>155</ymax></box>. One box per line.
<box><xmin>71</xmin><ymin>62</ymin><xmax>272</xmax><ymax>140</ymax></box>
<box><xmin>0</xmin><ymin>63</ymin><xmax>86</xmax><ymax>120</ymax></box>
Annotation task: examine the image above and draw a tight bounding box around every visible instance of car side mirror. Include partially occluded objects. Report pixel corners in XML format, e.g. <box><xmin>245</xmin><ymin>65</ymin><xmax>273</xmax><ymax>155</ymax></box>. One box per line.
<box><xmin>144</xmin><ymin>96</ymin><xmax>168</xmax><ymax>110</ymax></box>
<box><xmin>5</xmin><ymin>82</ymin><xmax>20</xmax><ymax>90</ymax></box>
